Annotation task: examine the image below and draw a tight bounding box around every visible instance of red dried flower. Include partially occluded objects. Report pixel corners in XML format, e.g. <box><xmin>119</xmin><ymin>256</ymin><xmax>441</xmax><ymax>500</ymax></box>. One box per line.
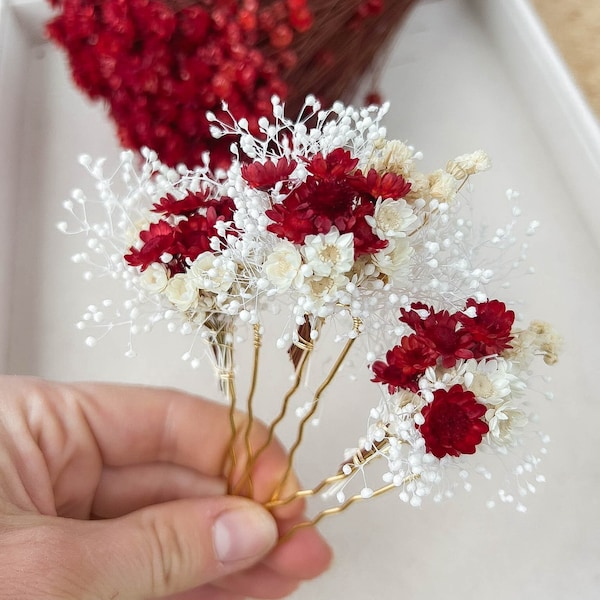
<box><xmin>125</xmin><ymin>194</ymin><xmax>235</xmax><ymax>272</ymax></box>
<box><xmin>265</xmin><ymin>191</ymin><xmax>319</xmax><ymax>244</ymax></box>
<box><xmin>350</xmin><ymin>168</ymin><xmax>412</xmax><ymax>200</ymax></box>
<box><xmin>152</xmin><ymin>191</ymin><xmax>210</xmax><ymax>216</ymax></box>
<box><xmin>371</xmin><ymin>334</ymin><xmax>438</xmax><ymax>393</ymax></box>
<box><xmin>419</xmin><ymin>385</ymin><xmax>489</xmax><ymax>458</ymax></box>
<box><xmin>265</xmin><ymin>148</ymin><xmax>387</xmax><ymax>257</ymax></box>
<box><xmin>47</xmin><ymin>1</ymin><xmax>417</xmax><ymax>167</ymax></box>
<box><xmin>458</xmin><ymin>298</ymin><xmax>515</xmax><ymax>358</ymax></box>
<box><xmin>400</xmin><ymin>304</ymin><xmax>474</xmax><ymax>368</ymax></box>
<box><xmin>124</xmin><ymin>220</ymin><xmax>176</xmax><ymax>270</ymax></box>
<box><xmin>345</xmin><ymin>201</ymin><xmax>388</xmax><ymax>256</ymax></box>
<box><xmin>241</xmin><ymin>157</ymin><xmax>298</xmax><ymax>191</ymax></box>
<box><xmin>46</xmin><ymin>0</ymin><xmax>306</xmax><ymax>168</ymax></box>
<box><xmin>305</xmin><ymin>149</ymin><xmax>359</xmax><ymax>181</ymax></box>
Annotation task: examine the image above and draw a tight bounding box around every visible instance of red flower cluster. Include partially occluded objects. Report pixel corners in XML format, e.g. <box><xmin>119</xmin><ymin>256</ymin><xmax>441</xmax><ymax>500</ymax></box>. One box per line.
<box><xmin>46</xmin><ymin>0</ymin><xmax>401</xmax><ymax>168</ymax></box>
<box><xmin>46</xmin><ymin>0</ymin><xmax>312</xmax><ymax>168</ymax></box>
<box><xmin>125</xmin><ymin>191</ymin><xmax>235</xmax><ymax>273</ymax></box>
<box><xmin>419</xmin><ymin>385</ymin><xmax>489</xmax><ymax>459</ymax></box>
<box><xmin>372</xmin><ymin>299</ymin><xmax>515</xmax><ymax>393</ymax></box>
<box><xmin>371</xmin><ymin>299</ymin><xmax>514</xmax><ymax>458</ymax></box>
<box><xmin>260</xmin><ymin>148</ymin><xmax>411</xmax><ymax>257</ymax></box>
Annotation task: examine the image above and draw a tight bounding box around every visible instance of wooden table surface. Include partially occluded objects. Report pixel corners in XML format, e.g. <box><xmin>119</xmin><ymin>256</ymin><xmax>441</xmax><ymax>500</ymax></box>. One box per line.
<box><xmin>533</xmin><ymin>0</ymin><xmax>600</xmax><ymax>117</ymax></box>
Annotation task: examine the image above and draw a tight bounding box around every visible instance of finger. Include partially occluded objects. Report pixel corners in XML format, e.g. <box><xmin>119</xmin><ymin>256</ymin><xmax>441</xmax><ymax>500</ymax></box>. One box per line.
<box><xmin>72</xmin><ymin>382</ymin><xmax>303</xmax><ymax>516</ymax></box>
<box><xmin>263</xmin><ymin>519</ymin><xmax>333</xmax><ymax>581</ymax></box>
<box><xmin>160</xmin><ymin>584</ymin><xmax>243</xmax><ymax>600</ymax></box>
<box><xmin>59</xmin><ymin>497</ymin><xmax>277</xmax><ymax>599</ymax></box>
<box><xmin>71</xmin><ymin>382</ymin><xmax>244</xmax><ymax>474</ymax></box>
<box><xmin>91</xmin><ymin>464</ymin><xmax>225</xmax><ymax>518</ymax></box>
<box><xmin>213</xmin><ymin>563</ymin><xmax>299</xmax><ymax>599</ymax></box>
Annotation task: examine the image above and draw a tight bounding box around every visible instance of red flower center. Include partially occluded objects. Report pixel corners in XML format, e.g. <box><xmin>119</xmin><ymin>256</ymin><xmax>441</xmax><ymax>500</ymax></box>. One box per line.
<box><xmin>419</xmin><ymin>385</ymin><xmax>488</xmax><ymax>459</ymax></box>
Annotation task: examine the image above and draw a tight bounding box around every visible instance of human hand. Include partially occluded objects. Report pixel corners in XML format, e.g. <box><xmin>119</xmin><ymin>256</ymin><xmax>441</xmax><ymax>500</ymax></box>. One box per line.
<box><xmin>0</xmin><ymin>375</ymin><xmax>331</xmax><ymax>599</ymax></box>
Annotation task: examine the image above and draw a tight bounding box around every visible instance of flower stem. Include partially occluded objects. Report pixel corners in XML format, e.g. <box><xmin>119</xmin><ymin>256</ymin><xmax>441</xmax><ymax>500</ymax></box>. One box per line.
<box><xmin>232</xmin><ymin>323</ymin><xmax>262</xmax><ymax>496</ymax></box>
<box><xmin>235</xmin><ymin>320</ymin><xmax>319</xmax><ymax>494</ymax></box>
<box><xmin>265</xmin><ymin>438</ymin><xmax>390</xmax><ymax>509</ymax></box>
<box><xmin>270</xmin><ymin>317</ymin><xmax>362</xmax><ymax>501</ymax></box>
<box><xmin>209</xmin><ymin>318</ymin><xmax>237</xmax><ymax>494</ymax></box>
<box><xmin>278</xmin><ymin>479</ymin><xmax>416</xmax><ymax>543</ymax></box>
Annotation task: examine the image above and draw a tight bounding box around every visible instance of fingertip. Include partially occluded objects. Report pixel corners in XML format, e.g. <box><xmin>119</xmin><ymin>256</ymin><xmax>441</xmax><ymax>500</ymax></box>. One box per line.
<box><xmin>266</xmin><ymin>522</ymin><xmax>333</xmax><ymax>580</ymax></box>
<box><xmin>213</xmin><ymin>502</ymin><xmax>278</xmax><ymax>565</ymax></box>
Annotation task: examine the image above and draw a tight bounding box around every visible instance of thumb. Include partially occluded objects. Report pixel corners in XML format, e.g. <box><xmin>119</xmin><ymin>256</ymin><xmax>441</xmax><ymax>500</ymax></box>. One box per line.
<box><xmin>77</xmin><ymin>496</ymin><xmax>278</xmax><ymax>599</ymax></box>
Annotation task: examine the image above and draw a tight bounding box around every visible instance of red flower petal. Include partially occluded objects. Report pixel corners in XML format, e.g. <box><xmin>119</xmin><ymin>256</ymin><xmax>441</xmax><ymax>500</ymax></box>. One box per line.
<box><xmin>419</xmin><ymin>385</ymin><xmax>489</xmax><ymax>458</ymax></box>
<box><xmin>241</xmin><ymin>157</ymin><xmax>298</xmax><ymax>191</ymax></box>
<box><xmin>125</xmin><ymin>220</ymin><xmax>176</xmax><ymax>270</ymax></box>
<box><xmin>400</xmin><ymin>304</ymin><xmax>474</xmax><ymax>368</ymax></box>
<box><xmin>458</xmin><ymin>298</ymin><xmax>515</xmax><ymax>358</ymax></box>
<box><xmin>371</xmin><ymin>334</ymin><xmax>438</xmax><ymax>393</ymax></box>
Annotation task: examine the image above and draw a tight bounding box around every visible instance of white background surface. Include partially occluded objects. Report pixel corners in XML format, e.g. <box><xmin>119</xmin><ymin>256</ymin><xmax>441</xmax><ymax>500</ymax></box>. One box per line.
<box><xmin>1</xmin><ymin>0</ymin><xmax>600</xmax><ymax>598</ymax></box>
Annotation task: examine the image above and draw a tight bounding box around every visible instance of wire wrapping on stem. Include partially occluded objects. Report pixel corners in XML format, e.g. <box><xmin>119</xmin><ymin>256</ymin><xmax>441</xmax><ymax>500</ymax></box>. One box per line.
<box><xmin>270</xmin><ymin>315</ymin><xmax>363</xmax><ymax>501</ymax></box>
<box><xmin>233</xmin><ymin>319</ymin><xmax>320</xmax><ymax>495</ymax></box>
<box><xmin>278</xmin><ymin>475</ymin><xmax>419</xmax><ymax>543</ymax></box>
<box><xmin>231</xmin><ymin>323</ymin><xmax>263</xmax><ymax>496</ymax></box>
<box><xmin>266</xmin><ymin>437</ymin><xmax>391</xmax><ymax>510</ymax></box>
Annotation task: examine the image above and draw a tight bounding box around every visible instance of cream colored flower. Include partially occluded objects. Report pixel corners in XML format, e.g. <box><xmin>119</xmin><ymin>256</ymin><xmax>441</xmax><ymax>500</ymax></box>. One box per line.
<box><xmin>367</xmin><ymin>198</ymin><xmax>417</xmax><ymax>239</ymax></box>
<box><xmin>368</xmin><ymin>139</ymin><xmax>415</xmax><ymax>176</ymax></box>
<box><xmin>305</xmin><ymin>272</ymin><xmax>348</xmax><ymax>302</ymax></box>
<box><xmin>428</xmin><ymin>169</ymin><xmax>458</xmax><ymax>202</ymax></box>
<box><xmin>302</xmin><ymin>228</ymin><xmax>354</xmax><ymax>277</ymax></box>
<box><xmin>263</xmin><ymin>241</ymin><xmax>303</xmax><ymax>291</ymax></box>
<box><xmin>372</xmin><ymin>238</ymin><xmax>413</xmax><ymax>278</ymax></box>
<box><xmin>138</xmin><ymin>263</ymin><xmax>168</xmax><ymax>293</ymax></box>
<box><xmin>485</xmin><ymin>400</ymin><xmax>528</xmax><ymax>446</ymax></box>
<box><xmin>446</xmin><ymin>150</ymin><xmax>491</xmax><ymax>180</ymax></box>
<box><xmin>505</xmin><ymin>321</ymin><xmax>562</xmax><ymax>366</ymax></box>
<box><xmin>461</xmin><ymin>357</ymin><xmax>524</xmax><ymax>403</ymax></box>
<box><xmin>188</xmin><ymin>251</ymin><xmax>235</xmax><ymax>293</ymax></box>
<box><xmin>165</xmin><ymin>273</ymin><xmax>197</xmax><ymax>311</ymax></box>
<box><xmin>404</xmin><ymin>171</ymin><xmax>430</xmax><ymax>203</ymax></box>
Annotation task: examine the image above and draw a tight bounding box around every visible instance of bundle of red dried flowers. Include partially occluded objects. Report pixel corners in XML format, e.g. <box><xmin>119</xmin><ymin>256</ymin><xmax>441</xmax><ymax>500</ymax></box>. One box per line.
<box><xmin>46</xmin><ymin>0</ymin><xmax>416</xmax><ymax>168</ymax></box>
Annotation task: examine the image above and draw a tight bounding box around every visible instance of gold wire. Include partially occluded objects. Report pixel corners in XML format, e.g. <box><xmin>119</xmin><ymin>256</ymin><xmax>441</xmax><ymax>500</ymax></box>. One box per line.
<box><xmin>270</xmin><ymin>318</ymin><xmax>363</xmax><ymax>501</ymax></box>
<box><xmin>265</xmin><ymin>439</ymin><xmax>390</xmax><ymax>509</ymax></box>
<box><xmin>241</xmin><ymin>320</ymin><xmax>320</xmax><ymax>487</ymax></box>
<box><xmin>278</xmin><ymin>480</ymin><xmax>408</xmax><ymax>543</ymax></box>
<box><xmin>292</xmin><ymin>337</ymin><xmax>314</xmax><ymax>352</ymax></box>
<box><xmin>264</xmin><ymin>472</ymin><xmax>349</xmax><ymax>509</ymax></box>
<box><xmin>232</xmin><ymin>323</ymin><xmax>262</xmax><ymax>496</ymax></box>
<box><xmin>216</xmin><ymin>322</ymin><xmax>237</xmax><ymax>495</ymax></box>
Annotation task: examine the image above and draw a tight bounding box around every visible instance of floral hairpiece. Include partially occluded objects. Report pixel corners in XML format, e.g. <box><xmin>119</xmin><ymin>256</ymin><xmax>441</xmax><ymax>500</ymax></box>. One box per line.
<box><xmin>61</xmin><ymin>96</ymin><xmax>560</xmax><ymax>532</ymax></box>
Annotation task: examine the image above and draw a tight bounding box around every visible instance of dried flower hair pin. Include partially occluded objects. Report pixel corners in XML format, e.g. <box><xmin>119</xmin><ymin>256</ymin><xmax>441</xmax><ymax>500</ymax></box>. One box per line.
<box><xmin>60</xmin><ymin>96</ymin><xmax>560</xmax><ymax>534</ymax></box>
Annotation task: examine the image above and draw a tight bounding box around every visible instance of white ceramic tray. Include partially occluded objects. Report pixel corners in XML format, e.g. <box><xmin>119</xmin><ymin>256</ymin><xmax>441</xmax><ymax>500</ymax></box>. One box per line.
<box><xmin>1</xmin><ymin>0</ymin><xmax>599</xmax><ymax>598</ymax></box>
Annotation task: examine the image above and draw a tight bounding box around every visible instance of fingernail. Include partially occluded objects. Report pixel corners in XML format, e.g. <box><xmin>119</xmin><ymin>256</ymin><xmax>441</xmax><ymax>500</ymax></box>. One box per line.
<box><xmin>213</xmin><ymin>507</ymin><xmax>277</xmax><ymax>564</ymax></box>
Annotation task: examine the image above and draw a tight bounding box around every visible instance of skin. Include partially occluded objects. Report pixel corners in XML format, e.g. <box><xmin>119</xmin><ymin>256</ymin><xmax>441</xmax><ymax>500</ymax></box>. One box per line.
<box><xmin>0</xmin><ymin>375</ymin><xmax>332</xmax><ymax>599</ymax></box>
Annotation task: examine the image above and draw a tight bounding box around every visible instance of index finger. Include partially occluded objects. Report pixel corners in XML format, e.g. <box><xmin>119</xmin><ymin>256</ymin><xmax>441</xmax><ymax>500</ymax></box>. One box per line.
<box><xmin>71</xmin><ymin>381</ymin><xmax>299</xmax><ymax>505</ymax></box>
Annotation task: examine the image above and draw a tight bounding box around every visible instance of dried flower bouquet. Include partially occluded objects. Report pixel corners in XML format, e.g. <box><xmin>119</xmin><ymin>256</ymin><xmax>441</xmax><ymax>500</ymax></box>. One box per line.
<box><xmin>46</xmin><ymin>0</ymin><xmax>415</xmax><ymax>168</ymax></box>
<box><xmin>61</xmin><ymin>97</ymin><xmax>560</xmax><ymax>534</ymax></box>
